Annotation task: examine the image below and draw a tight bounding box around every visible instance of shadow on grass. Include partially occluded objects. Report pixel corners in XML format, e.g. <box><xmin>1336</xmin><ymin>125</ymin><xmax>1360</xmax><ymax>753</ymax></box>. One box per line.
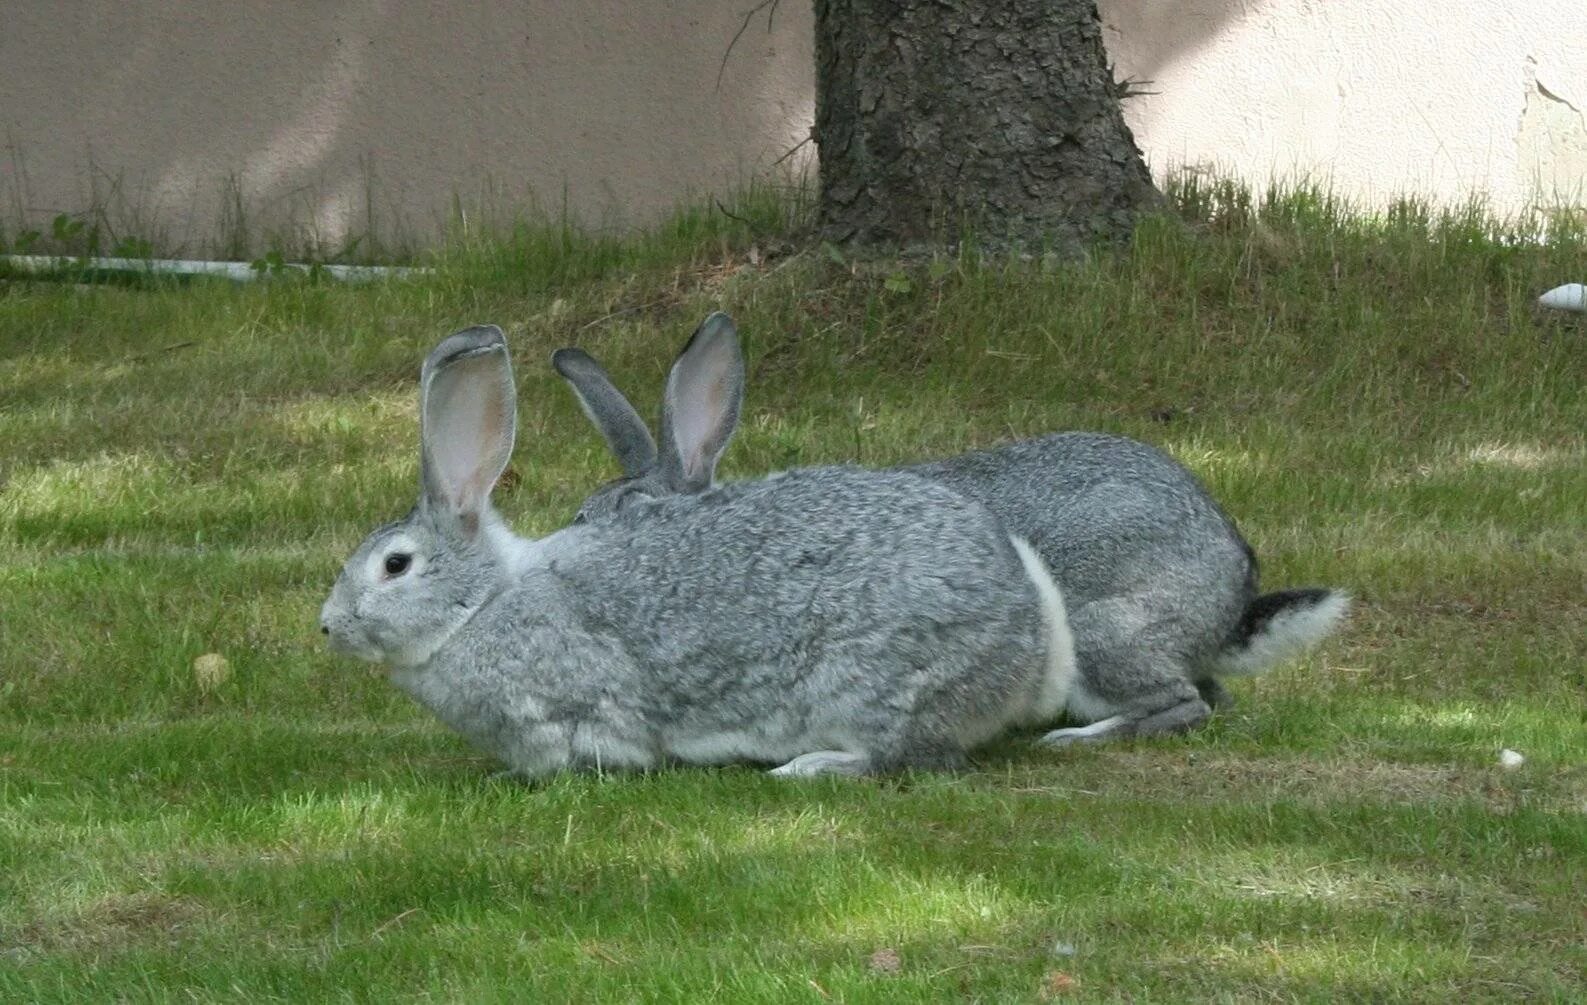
<box><xmin>3</xmin><ymin>716</ymin><xmax>1583</xmax><ymax>1000</ymax></box>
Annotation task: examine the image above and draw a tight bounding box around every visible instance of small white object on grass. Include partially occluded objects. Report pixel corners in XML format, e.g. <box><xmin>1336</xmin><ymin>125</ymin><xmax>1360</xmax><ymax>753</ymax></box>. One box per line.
<box><xmin>1498</xmin><ymin>748</ymin><xmax>1525</xmax><ymax>770</ymax></box>
<box><xmin>1538</xmin><ymin>283</ymin><xmax>1587</xmax><ymax>313</ymax></box>
<box><xmin>193</xmin><ymin>652</ymin><xmax>231</xmax><ymax>694</ymax></box>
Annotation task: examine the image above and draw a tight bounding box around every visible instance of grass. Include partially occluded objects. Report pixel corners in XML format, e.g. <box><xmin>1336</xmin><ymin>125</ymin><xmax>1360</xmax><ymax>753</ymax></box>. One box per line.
<box><xmin>2</xmin><ymin>180</ymin><xmax>1585</xmax><ymax>1001</ymax></box>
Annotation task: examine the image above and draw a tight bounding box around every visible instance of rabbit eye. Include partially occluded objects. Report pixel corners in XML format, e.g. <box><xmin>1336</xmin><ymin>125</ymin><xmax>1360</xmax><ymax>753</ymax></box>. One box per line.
<box><xmin>384</xmin><ymin>553</ymin><xmax>412</xmax><ymax>576</ymax></box>
<box><xmin>571</xmin><ymin>512</ymin><xmax>589</xmax><ymax>526</ymax></box>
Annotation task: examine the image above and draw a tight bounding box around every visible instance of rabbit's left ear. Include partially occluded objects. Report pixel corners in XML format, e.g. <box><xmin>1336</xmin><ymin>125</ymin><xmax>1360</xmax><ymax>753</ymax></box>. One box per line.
<box><xmin>657</xmin><ymin>312</ymin><xmax>744</xmax><ymax>493</ymax></box>
<box><xmin>552</xmin><ymin>348</ymin><xmax>658</xmax><ymax>477</ymax></box>
<box><xmin>419</xmin><ymin>325</ymin><xmax>517</xmax><ymax>538</ymax></box>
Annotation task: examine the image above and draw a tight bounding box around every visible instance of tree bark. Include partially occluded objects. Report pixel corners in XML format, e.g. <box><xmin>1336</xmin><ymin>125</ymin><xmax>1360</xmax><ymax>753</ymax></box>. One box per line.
<box><xmin>814</xmin><ymin>0</ymin><xmax>1159</xmax><ymax>251</ymax></box>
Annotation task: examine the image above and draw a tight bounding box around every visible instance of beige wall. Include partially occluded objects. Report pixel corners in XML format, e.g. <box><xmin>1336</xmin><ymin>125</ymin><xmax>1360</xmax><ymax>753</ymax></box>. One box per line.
<box><xmin>1</xmin><ymin>2</ymin><xmax>815</xmax><ymax>252</ymax></box>
<box><xmin>3</xmin><ymin>2</ymin><xmax>1584</xmax><ymax>255</ymax></box>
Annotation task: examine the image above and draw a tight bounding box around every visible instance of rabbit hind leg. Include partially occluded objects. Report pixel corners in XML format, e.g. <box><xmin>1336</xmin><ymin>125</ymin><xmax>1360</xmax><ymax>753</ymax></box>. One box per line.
<box><xmin>767</xmin><ymin>750</ymin><xmax>873</xmax><ymax>777</ymax></box>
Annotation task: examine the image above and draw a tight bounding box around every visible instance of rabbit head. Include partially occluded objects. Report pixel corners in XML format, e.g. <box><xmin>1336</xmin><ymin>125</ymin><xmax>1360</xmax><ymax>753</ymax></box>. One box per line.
<box><xmin>320</xmin><ymin>324</ymin><xmax>527</xmax><ymax>668</ymax></box>
<box><xmin>552</xmin><ymin>311</ymin><xmax>743</xmax><ymax>523</ymax></box>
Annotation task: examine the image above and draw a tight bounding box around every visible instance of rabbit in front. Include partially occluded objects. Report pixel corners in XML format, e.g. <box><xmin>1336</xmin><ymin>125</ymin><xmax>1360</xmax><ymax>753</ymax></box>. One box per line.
<box><xmin>553</xmin><ymin>313</ymin><xmax>1349</xmax><ymax>746</ymax></box>
<box><xmin>320</xmin><ymin>325</ymin><xmax>1076</xmax><ymax>779</ymax></box>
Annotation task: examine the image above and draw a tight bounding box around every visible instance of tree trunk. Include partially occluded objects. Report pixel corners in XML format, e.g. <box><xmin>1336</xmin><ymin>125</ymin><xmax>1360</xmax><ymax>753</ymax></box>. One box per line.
<box><xmin>814</xmin><ymin>0</ymin><xmax>1159</xmax><ymax>251</ymax></box>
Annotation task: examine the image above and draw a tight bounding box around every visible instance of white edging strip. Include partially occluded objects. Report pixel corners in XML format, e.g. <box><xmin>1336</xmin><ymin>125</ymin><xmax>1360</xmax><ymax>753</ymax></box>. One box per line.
<box><xmin>0</xmin><ymin>254</ymin><xmax>428</xmax><ymax>283</ymax></box>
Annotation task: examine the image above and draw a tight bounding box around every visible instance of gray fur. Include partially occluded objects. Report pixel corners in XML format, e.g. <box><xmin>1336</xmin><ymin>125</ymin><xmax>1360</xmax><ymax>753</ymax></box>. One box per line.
<box><xmin>912</xmin><ymin>433</ymin><xmax>1253</xmax><ymax>741</ymax></box>
<box><xmin>550</xmin><ymin>348</ymin><xmax>657</xmax><ymax>477</ymax></box>
<box><xmin>556</xmin><ymin>314</ymin><xmax>1351</xmax><ymax>745</ymax></box>
<box><xmin>321</xmin><ymin>326</ymin><xmax>1062</xmax><ymax>780</ymax></box>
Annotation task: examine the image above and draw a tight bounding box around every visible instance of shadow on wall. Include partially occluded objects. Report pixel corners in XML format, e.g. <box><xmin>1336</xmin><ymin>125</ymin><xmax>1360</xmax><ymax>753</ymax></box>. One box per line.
<box><xmin>0</xmin><ymin>1</ymin><xmax>815</xmax><ymax>257</ymax></box>
<box><xmin>1098</xmin><ymin>0</ymin><xmax>1260</xmax><ymax>95</ymax></box>
<box><xmin>1102</xmin><ymin>0</ymin><xmax>1587</xmax><ymax>214</ymax></box>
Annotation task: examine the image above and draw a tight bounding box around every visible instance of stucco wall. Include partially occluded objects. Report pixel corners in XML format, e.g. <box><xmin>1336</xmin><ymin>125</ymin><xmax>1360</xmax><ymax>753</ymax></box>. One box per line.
<box><xmin>1100</xmin><ymin>0</ymin><xmax>1587</xmax><ymax>213</ymax></box>
<box><xmin>0</xmin><ymin>2</ymin><xmax>814</xmax><ymax>253</ymax></box>
<box><xmin>2</xmin><ymin>2</ymin><xmax>1583</xmax><ymax>254</ymax></box>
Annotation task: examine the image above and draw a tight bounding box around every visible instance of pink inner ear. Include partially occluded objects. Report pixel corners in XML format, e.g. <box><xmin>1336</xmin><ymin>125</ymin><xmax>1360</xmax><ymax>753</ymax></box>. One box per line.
<box><xmin>688</xmin><ymin>383</ymin><xmax>726</xmax><ymax>476</ymax></box>
<box><xmin>673</xmin><ymin>356</ymin><xmax>733</xmax><ymax>479</ymax></box>
<box><xmin>426</xmin><ymin>348</ymin><xmax>516</xmax><ymax>527</ymax></box>
<box><xmin>466</xmin><ymin>376</ymin><xmax>511</xmax><ymax>505</ymax></box>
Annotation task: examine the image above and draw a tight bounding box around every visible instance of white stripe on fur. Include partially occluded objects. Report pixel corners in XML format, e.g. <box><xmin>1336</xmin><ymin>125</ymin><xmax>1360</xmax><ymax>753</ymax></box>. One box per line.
<box><xmin>1009</xmin><ymin>536</ymin><xmax>1078</xmax><ymax>724</ymax></box>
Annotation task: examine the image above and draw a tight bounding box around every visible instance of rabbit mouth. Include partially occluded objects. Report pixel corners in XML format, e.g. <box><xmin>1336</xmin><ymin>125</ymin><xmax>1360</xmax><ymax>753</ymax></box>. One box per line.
<box><xmin>323</xmin><ymin>625</ymin><xmax>383</xmax><ymax>663</ymax></box>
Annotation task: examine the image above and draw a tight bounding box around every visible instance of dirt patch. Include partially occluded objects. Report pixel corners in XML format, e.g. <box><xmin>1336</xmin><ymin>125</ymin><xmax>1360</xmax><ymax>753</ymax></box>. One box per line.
<box><xmin>6</xmin><ymin>891</ymin><xmax>211</xmax><ymax>956</ymax></box>
<box><xmin>986</xmin><ymin>750</ymin><xmax>1587</xmax><ymax>815</ymax></box>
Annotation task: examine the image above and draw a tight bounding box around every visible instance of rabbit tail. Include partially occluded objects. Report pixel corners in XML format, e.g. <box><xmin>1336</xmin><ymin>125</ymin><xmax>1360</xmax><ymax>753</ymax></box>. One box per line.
<box><xmin>1208</xmin><ymin>589</ymin><xmax>1350</xmax><ymax>677</ymax></box>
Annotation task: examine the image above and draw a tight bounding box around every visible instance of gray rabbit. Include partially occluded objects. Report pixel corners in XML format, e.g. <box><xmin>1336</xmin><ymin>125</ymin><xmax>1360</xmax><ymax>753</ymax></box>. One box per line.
<box><xmin>553</xmin><ymin>313</ymin><xmax>1349</xmax><ymax>745</ymax></box>
<box><xmin>320</xmin><ymin>325</ymin><xmax>1077</xmax><ymax>779</ymax></box>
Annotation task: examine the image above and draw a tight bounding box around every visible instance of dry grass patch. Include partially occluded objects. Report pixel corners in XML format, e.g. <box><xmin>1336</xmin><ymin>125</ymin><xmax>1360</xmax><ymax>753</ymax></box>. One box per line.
<box><xmin>7</xmin><ymin>892</ymin><xmax>212</xmax><ymax>957</ymax></box>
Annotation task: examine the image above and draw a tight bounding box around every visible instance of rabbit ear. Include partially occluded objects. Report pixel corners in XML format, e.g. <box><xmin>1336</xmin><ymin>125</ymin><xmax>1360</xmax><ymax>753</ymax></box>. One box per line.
<box><xmin>419</xmin><ymin>325</ymin><xmax>516</xmax><ymax>538</ymax></box>
<box><xmin>551</xmin><ymin>348</ymin><xmax>658</xmax><ymax>477</ymax></box>
<box><xmin>657</xmin><ymin>312</ymin><xmax>744</xmax><ymax>493</ymax></box>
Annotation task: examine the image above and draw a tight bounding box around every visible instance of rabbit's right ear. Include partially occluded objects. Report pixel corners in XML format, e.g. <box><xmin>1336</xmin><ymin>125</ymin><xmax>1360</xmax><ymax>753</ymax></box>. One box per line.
<box><xmin>551</xmin><ymin>348</ymin><xmax>658</xmax><ymax>477</ymax></box>
<box><xmin>657</xmin><ymin>312</ymin><xmax>744</xmax><ymax>493</ymax></box>
<box><xmin>419</xmin><ymin>325</ymin><xmax>516</xmax><ymax>538</ymax></box>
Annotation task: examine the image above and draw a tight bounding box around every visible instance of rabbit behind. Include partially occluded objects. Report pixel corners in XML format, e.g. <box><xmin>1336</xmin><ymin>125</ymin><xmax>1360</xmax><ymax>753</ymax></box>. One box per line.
<box><xmin>553</xmin><ymin>313</ymin><xmax>1349</xmax><ymax>747</ymax></box>
<box><xmin>910</xmin><ymin>432</ymin><xmax>1347</xmax><ymax>742</ymax></box>
<box><xmin>321</xmin><ymin>325</ymin><xmax>1075</xmax><ymax>779</ymax></box>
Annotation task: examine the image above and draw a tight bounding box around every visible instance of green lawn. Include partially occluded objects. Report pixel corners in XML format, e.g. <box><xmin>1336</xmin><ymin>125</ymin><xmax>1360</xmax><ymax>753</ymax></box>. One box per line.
<box><xmin>3</xmin><ymin>185</ymin><xmax>1585</xmax><ymax>1001</ymax></box>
